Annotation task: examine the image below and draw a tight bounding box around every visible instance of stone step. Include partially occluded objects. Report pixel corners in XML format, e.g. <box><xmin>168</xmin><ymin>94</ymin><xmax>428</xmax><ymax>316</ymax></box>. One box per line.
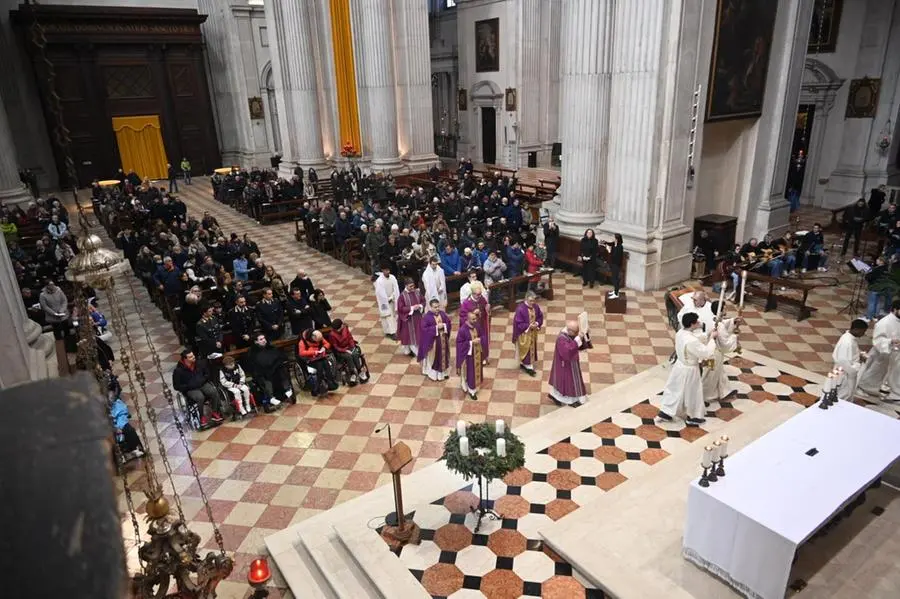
<box><xmin>263</xmin><ymin>533</ymin><xmax>337</xmax><ymax>599</ymax></box>
<box><xmin>301</xmin><ymin>527</ymin><xmax>382</xmax><ymax>599</ymax></box>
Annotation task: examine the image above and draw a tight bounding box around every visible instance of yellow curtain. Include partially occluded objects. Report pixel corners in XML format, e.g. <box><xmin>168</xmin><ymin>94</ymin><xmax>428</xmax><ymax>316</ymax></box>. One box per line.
<box><xmin>330</xmin><ymin>0</ymin><xmax>362</xmax><ymax>153</ymax></box>
<box><xmin>111</xmin><ymin>115</ymin><xmax>168</xmax><ymax>181</ymax></box>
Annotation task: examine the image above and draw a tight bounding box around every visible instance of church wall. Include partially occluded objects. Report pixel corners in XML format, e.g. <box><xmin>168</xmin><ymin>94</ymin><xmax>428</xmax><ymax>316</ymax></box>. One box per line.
<box><xmin>696</xmin><ymin>120</ymin><xmax>758</xmax><ymax>239</ymax></box>
<box><xmin>430</xmin><ymin>5</ymin><xmax>458</xmax><ymax>143</ymax></box>
<box><xmin>232</xmin><ymin>4</ymin><xmax>273</xmax><ymax>164</ymax></box>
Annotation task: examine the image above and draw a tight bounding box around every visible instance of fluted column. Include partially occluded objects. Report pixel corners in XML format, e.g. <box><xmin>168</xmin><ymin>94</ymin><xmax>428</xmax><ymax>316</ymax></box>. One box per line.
<box><xmin>603</xmin><ymin>0</ymin><xmax>665</xmax><ymax>230</ymax></box>
<box><xmin>0</xmin><ymin>87</ymin><xmax>30</xmax><ymax>206</ymax></box>
<box><xmin>556</xmin><ymin>0</ymin><xmax>613</xmax><ymax>236</ymax></box>
<box><xmin>355</xmin><ymin>0</ymin><xmax>402</xmax><ymax>170</ymax></box>
<box><xmin>265</xmin><ymin>0</ymin><xmax>326</xmax><ymax>173</ymax></box>
<box><xmin>392</xmin><ymin>0</ymin><xmax>438</xmax><ymax>170</ymax></box>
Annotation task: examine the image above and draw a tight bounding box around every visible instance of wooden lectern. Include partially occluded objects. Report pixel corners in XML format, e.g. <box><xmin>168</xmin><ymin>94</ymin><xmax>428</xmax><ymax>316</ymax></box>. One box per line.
<box><xmin>380</xmin><ymin>441</ymin><xmax>420</xmax><ymax>548</ymax></box>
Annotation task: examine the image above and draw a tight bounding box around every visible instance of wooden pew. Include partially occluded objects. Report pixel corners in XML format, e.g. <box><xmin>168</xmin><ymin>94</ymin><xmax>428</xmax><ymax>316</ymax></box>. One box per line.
<box><xmin>555</xmin><ymin>236</ymin><xmax>629</xmax><ymax>287</ymax></box>
<box><xmin>744</xmin><ymin>271</ymin><xmax>818</xmax><ymax>321</ymax></box>
<box><xmin>487</xmin><ymin>268</ymin><xmax>556</xmax><ymax>313</ymax></box>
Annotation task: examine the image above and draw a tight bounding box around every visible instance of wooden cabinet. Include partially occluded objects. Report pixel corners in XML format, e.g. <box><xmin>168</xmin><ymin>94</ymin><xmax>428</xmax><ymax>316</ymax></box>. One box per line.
<box><xmin>693</xmin><ymin>214</ymin><xmax>737</xmax><ymax>255</ymax></box>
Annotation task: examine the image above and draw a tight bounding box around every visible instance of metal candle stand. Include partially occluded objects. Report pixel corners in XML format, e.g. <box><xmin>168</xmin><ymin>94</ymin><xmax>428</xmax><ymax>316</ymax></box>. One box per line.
<box><xmin>698</xmin><ymin>437</ymin><xmax>729</xmax><ymax>486</ymax></box>
<box><xmin>470</xmin><ymin>474</ymin><xmax>503</xmax><ymax>534</ymax></box>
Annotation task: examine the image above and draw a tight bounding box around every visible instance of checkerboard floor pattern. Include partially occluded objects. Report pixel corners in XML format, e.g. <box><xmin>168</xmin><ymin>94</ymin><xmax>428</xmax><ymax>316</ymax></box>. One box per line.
<box><xmin>380</xmin><ymin>357</ymin><xmax>824</xmax><ymax>598</ymax></box>
<box><xmin>91</xmin><ymin>183</ymin><xmax>899</xmax><ymax>598</ymax></box>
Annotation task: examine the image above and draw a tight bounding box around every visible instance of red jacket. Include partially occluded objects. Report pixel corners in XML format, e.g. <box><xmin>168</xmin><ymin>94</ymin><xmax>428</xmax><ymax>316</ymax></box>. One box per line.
<box><xmin>524</xmin><ymin>249</ymin><xmax>544</xmax><ymax>276</ymax></box>
<box><xmin>298</xmin><ymin>336</ymin><xmax>331</xmax><ymax>360</ymax></box>
<box><xmin>328</xmin><ymin>327</ymin><xmax>357</xmax><ymax>352</ymax></box>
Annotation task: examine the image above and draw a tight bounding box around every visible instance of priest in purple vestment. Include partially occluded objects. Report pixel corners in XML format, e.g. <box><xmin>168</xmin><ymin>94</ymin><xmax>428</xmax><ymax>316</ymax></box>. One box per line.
<box><xmin>456</xmin><ymin>310</ymin><xmax>485</xmax><ymax>400</ymax></box>
<box><xmin>397</xmin><ymin>278</ymin><xmax>425</xmax><ymax>357</ymax></box>
<box><xmin>458</xmin><ymin>281</ymin><xmax>490</xmax><ymax>363</ymax></box>
<box><xmin>512</xmin><ymin>291</ymin><xmax>544</xmax><ymax>376</ymax></box>
<box><xmin>548</xmin><ymin>320</ymin><xmax>592</xmax><ymax>406</ymax></box>
<box><xmin>417</xmin><ymin>298</ymin><xmax>452</xmax><ymax>381</ymax></box>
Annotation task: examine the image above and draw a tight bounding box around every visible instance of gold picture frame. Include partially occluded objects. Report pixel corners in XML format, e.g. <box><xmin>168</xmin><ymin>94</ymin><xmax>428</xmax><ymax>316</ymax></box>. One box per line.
<box><xmin>845</xmin><ymin>77</ymin><xmax>880</xmax><ymax>118</ymax></box>
<box><xmin>505</xmin><ymin>88</ymin><xmax>517</xmax><ymax>112</ymax></box>
<box><xmin>248</xmin><ymin>96</ymin><xmax>264</xmax><ymax>120</ymax></box>
<box><xmin>458</xmin><ymin>89</ymin><xmax>468</xmax><ymax>112</ymax></box>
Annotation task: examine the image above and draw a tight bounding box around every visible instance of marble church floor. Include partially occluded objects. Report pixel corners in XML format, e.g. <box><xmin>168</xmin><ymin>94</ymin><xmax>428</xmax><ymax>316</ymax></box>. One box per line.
<box><xmin>95</xmin><ymin>181</ymin><xmax>900</xmax><ymax>598</ymax></box>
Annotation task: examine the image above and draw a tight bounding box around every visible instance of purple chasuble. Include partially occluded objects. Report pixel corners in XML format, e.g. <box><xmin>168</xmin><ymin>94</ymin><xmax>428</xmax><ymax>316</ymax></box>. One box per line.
<box><xmin>397</xmin><ymin>289</ymin><xmax>425</xmax><ymax>346</ymax></box>
<box><xmin>548</xmin><ymin>331</ymin><xmax>588</xmax><ymax>399</ymax></box>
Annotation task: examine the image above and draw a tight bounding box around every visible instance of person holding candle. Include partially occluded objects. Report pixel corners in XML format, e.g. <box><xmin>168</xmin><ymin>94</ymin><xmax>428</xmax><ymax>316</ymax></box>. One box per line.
<box><xmin>456</xmin><ymin>310</ymin><xmax>486</xmax><ymax>400</ymax></box>
<box><xmin>702</xmin><ymin>301</ymin><xmax>741</xmax><ymax>403</ymax></box>
<box><xmin>658</xmin><ymin>312</ymin><xmax>718</xmax><ymax>426</ymax></box>
<box><xmin>397</xmin><ymin>278</ymin><xmax>425</xmax><ymax>357</ymax></box>
<box><xmin>418</xmin><ymin>298</ymin><xmax>452</xmax><ymax>381</ymax></box>
<box><xmin>548</xmin><ymin>320</ymin><xmax>593</xmax><ymax>406</ymax></box>
<box><xmin>831</xmin><ymin>319</ymin><xmax>869</xmax><ymax>401</ymax></box>
<box><xmin>858</xmin><ymin>300</ymin><xmax>900</xmax><ymax>398</ymax></box>
<box><xmin>512</xmin><ymin>291</ymin><xmax>544</xmax><ymax>376</ymax></box>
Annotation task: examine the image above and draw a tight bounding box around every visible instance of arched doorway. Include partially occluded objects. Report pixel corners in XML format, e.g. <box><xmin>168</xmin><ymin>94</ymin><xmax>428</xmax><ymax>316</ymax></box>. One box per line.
<box><xmin>262</xmin><ymin>62</ymin><xmax>281</xmax><ymax>155</ymax></box>
<box><xmin>794</xmin><ymin>58</ymin><xmax>844</xmax><ymax>206</ymax></box>
<box><xmin>471</xmin><ymin>80</ymin><xmax>502</xmax><ymax>166</ymax></box>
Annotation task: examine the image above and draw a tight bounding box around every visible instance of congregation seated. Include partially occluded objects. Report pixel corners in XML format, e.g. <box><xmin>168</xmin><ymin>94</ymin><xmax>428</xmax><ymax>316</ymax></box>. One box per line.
<box><xmin>172</xmin><ymin>350</ymin><xmax>224</xmax><ymax>429</ymax></box>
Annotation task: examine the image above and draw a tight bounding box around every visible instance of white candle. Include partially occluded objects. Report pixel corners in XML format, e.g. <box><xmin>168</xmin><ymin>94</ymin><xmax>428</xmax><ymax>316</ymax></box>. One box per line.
<box><xmin>719</xmin><ymin>435</ymin><xmax>729</xmax><ymax>458</ymax></box>
<box><xmin>739</xmin><ymin>270</ymin><xmax>747</xmax><ymax>309</ymax></box>
<box><xmin>459</xmin><ymin>436</ymin><xmax>470</xmax><ymax>456</ymax></box>
<box><xmin>718</xmin><ymin>280</ymin><xmax>726</xmax><ymax>315</ymax></box>
<box><xmin>495</xmin><ymin>419</ymin><xmax>505</xmax><ymax>436</ymax></box>
<box><xmin>711</xmin><ymin>440</ymin><xmax>722</xmax><ymax>462</ymax></box>
<box><xmin>456</xmin><ymin>420</ymin><xmax>467</xmax><ymax>437</ymax></box>
<box><xmin>496</xmin><ymin>438</ymin><xmax>507</xmax><ymax>457</ymax></box>
<box><xmin>701</xmin><ymin>445</ymin><xmax>713</xmax><ymax>468</ymax></box>
<box><xmin>823</xmin><ymin>374</ymin><xmax>833</xmax><ymax>392</ymax></box>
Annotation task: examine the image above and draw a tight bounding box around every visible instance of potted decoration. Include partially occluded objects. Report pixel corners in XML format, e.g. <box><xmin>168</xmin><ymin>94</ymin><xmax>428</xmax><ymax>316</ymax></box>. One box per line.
<box><xmin>442</xmin><ymin>420</ymin><xmax>525</xmax><ymax>532</ymax></box>
<box><xmin>340</xmin><ymin>141</ymin><xmax>359</xmax><ymax>164</ymax></box>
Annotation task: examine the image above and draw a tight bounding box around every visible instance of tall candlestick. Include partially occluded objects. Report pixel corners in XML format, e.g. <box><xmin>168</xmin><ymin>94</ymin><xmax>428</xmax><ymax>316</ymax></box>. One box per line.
<box><xmin>718</xmin><ymin>280</ymin><xmax>727</xmax><ymax>316</ymax></box>
<box><xmin>711</xmin><ymin>440</ymin><xmax>722</xmax><ymax>463</ymax></box>
<box><xmin>719</xmin><ymin>435</ymin><xmax>729</xmax><ymax>458</ymax></box>
<box><xmin>739</xmin><ymin>270</ymin><xmax>747</xmax><ymax>309</ymax></box>
<box><xmin>823</xmin><ymin>374</ymin><xmax>833</xmax><ymax>392</ymax></box>
<box><xmin>459</xmin><ymin>436</ymin><xmax>470</xmax><ymax>456</ymax></box>
<box><xmin>495</xmin><ymin>419</ymin><xmax>505</xmax><ymax>436</ymax></box>
<box><xmin>701</xmin><ymin>445</ymin><xmax>713</xmax><ymax>468</ymax></box>
<box><xmin>496</xmin><ymin>438</ymin><xmax>507</xmax><ymax>457</ymax></box>
<box><xmin>456</xmin><ymin>420</ymin><xmax>467</xmax><ymax>437</ymax></box>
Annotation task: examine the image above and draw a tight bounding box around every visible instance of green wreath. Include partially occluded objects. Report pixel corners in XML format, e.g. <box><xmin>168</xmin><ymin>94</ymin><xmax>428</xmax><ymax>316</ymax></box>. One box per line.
<box><xmin>441</xmin><ymin>422</ymin><xmax>526</xmax><ymax>483</ymax></box>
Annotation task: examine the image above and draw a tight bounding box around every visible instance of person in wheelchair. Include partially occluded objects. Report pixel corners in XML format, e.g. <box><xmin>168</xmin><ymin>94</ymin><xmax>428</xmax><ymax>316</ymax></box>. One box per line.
<box><xmin>327</xmin><ymin>318</ymin><xmax>369</xmax><ymax>385</ymax></box>
<box><xmin>246</xmin><ymin>333</ymin><xmax>290</xmax><ymax>409</ymax></box>
<box><xmin>219</xmin><ymin>355</ymin><xmax>254</xmax><ymax>417</ymax></box>
<box><xmin>297</xmin><ymin>328</ymin><xmax>340</xmax><ymax>396</ymax></box>
<box><xmin>108</xmin><ymin>385</ymin><xmax>144</xmax><ymax>462</ymax></box>
<box><xmin>172</xmin><ymin>350</ymin><xmax>224</xmax><ymax>429</ymax></box>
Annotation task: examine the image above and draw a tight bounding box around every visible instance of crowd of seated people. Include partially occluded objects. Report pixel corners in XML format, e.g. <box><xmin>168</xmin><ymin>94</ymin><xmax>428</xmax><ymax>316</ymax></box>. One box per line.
<box><xmin>90</xmin><ymin>172</ymin><xmax>369</xmax><ymax>429</ymax></box>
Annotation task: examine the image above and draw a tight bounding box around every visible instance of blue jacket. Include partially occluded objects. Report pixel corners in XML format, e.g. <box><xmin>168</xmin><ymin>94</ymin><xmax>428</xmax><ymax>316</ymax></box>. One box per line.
<box><xmin>440</xmin><ymin>249</ymin><xmax>462</xmax><ymax>275</ymax></box>
<box><xmin>90</xmin><ymin>310</ymin><xmax>108</xmax><ymax>328</ymax></box>
<box><xmin>233</xmin><ymin>257</ymin><xmax>249</xmax><ymax>281</ymax></box>
<box><xmin>110</xmin><ymin>398</ymin><xmax>129</xmax><ymax>430</ymax></box>
<box><xmin>474</xmin><ymin>248</ymin><xmax>489</xmax><ymax>265</ymax></box>
<box><xmin>153</xmin><ymin>265</ymin><xmax>183</xmax><ymax>296</ymax></box>
<box><xmin>506</xmin><ymin>246</ymin><xmax>524</xmax><ymax>275</ymax></box>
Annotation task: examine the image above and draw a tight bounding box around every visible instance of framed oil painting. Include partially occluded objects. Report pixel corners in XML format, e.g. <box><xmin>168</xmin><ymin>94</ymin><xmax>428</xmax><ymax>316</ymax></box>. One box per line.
<box><xmin>458</xmin><ymin>88</ymin><xmax>468</xmax><ymax>112</ymax></box>
<box><xmin>706</xmin><ymin>0</ymin><xmax>779</xmax><ymax>122</ymax></box>
<box><xmin>808</xmin><ymin>0</ymin><xmax>843</xmax><ymax>54</ymax></box>
<box><xmin>475</xmin><ymin>18</ymin><xmax>499</xmax><ymax>73</ymax></box>
<box><xmin>845</xmin><ymin>78</ymin><xmax>880</xmax><ymax>118</ymax></box>
<box><xmin>505</xmin><ymin>88</ymin><xmax>517</xmax><ymax>112</ymax></box>
<box><xmin>248</xmin><ymin>96</ymin><xmax>264</xmax><ymax>120</ymax></box>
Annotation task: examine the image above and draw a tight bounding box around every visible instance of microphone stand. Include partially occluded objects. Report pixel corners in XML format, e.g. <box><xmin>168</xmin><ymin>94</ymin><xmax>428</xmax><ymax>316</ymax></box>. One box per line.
<box><xmin>375</xmin><ymin>423</ymin><xmax>398</xmax><ymax>526</ymax></box>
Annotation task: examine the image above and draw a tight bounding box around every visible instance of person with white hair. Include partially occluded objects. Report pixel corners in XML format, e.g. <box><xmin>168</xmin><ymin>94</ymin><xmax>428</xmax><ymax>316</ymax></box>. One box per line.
<box><xmin>677</xmin><ymin>290</ymin><xmax>716</xmax><ymax>334</ymax></box>
<box><xmin>459</xmin><ymin>281</ymin><xmax>490</xmax><ymax>363</ymax></box>
<box><xmin>548</xmin><ymin>320</ymin><xmax>592</xmax><ymax>405</ymax></box>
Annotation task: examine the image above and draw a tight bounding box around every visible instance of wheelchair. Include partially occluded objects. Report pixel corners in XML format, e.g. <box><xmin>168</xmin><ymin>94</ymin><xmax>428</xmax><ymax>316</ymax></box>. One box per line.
<box><xmin>173</xmin><ymin>383</ymin><xmax>234</xmax><ymax>431</ymax></box>
<box><xmin>292</xmin><ymin>354</ymin><xmax>340</xmax><ymax>397</ymax></box>
<box><xmin>332</xmin><ymin>347</ymin><xmax>371</xmax><ymax>386</ymax></box>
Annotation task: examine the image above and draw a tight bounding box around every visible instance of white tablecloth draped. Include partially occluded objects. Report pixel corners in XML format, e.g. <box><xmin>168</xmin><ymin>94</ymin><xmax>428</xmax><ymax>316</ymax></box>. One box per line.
<box><xmin>683</xmin><ymin>400</ymin><xmax>900</xmax><ymax>599</ymax></box>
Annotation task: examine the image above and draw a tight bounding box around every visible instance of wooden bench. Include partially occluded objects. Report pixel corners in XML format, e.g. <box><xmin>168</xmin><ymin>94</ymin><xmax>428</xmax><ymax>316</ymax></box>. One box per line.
<box><xmin>258</xmin><ymin>198</ymin><xmax>307</xmax><ymax>225</ymax></box>
<box><xmin>745</xmin><ymin>271</ymin><xmax>818</xmax><ymax>321</ymax></box>
<box><xmin>486</xmin><ymin>268</ymin><xmax>555</xmax><ymax>313</ymax></box>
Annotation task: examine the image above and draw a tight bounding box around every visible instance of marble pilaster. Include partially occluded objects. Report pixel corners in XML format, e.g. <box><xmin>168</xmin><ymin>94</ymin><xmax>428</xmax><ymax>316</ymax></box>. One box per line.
<box><xmin>0</xmin><ymin>233</ymin><xmax>55</xmax><ymax>388</ymax></box>
<box><xmin>355</xmin><ymin>0</ymin><xmax>402</xmax><ymax>171</ymax></box>
<box><xmin>265</xmin><ymin>0</ymin><xmax>327</xmax><ymax>177</ymax></box>
<box><xmin>555</xmin><ymin>0</ymin><xmax>613</xmax><ymax>236</ymax></box>
<box><xmin>0</xmin><ymin>85</ymin><xmax>31</xmax><ymax>206</ymax></box>
<box><xmin>392</xmin><ymin>0</ymin><xmax>439</xmax><ymax>171</ymax></box>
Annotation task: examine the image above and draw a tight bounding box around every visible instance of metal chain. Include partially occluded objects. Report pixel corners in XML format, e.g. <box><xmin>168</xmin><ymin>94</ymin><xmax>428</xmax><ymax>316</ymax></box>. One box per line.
<box><xmin>125</xmin><ymin>278</ymin><xmax>226</xmax><ymax>555</ymax></box>
<box><xmin>108</xmin><ymin>410</ymin><xmax>145</xmax><ymax>574</ymax></box>
<box><xmin>106</xmin><ymin>281</ymin><xmax>184</xmax><ymax>520</ymax></box>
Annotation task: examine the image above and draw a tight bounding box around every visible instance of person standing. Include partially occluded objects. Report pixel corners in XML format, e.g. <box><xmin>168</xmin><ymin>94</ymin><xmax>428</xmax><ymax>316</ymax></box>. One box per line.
<box><xmin>167</xmin><ymin>162</ymin><xmax>179</xmax><ymax>193</ymax></box>
<box><xmin>832</xmin><ymin>319</ymin><xmax>868</xmax><ymax>402</ymax></box>
<box><xmin>195</xmin><ymin>304</ymin><xmax>224</xmax><ymax>359</ymax></box>
<box><xmin>658</xmin><ymin>313</ymin><xmax>717</xmax><ymax>426</ymax></box>
<box><xmin>418</xmin><ymin>299</ymin><xmax>452</xmax><ymax>381</ymax></box>
<box><xmin>255</xmin><ymin>288</ymin><xmax>284</xmax><ymax>342</ymax></box>
<box><xmin>180</xmin><ymin>157</ymin><xmax>192</xmax><ymax>185</ymax></box>
<box><xmin>456</xmin><ymin>310</ymin><xmax>485</xmax><ymax>400</ymax></box>
<box><xmin>229</xmin><ymin>295</ymin><xmax>256</xmax><ymax>348</ymax></box>
<box><xmin>701</xmin><ymin>301</ymin><xmax>740</xmax><ymax>403</ymax></box>
<box><xmin>513</xmin><ymin>291</ymin><xmax>544</xmax><ymax>376</ymax></box>
<box><xmin>39</xmin><ymin>280</ymin><xmax>70</xmax><ymax>340</ymax></box>
<box><xmin>459</xmin><ymin>281</ymin><xmax>490</xmax><ymax>363</ymax></box>
<box><xmin>857</xmin><ymin>301</ymin><xmax>900</xmax><ymax>397</ymax></box>
<box><xmin>422</xmin><ymin>256</ymin><xmax>448</xmax><ymax>308</ymax></box>
<box><xmin>579</xmin><ymin>229</ymin><xmax>599</xmax><ymax>288</ymax></box>
<box><xmin>286</xmin><ymin>287</ymin><xmax>312</xmax><ymax>336</ymax></box>
<box><xmin>543</xmin><ymin>217</ymin><xmax>559</xmax><ymax>267</ymax></box>
<box><xmin>840</xmin><ymin>198</ymin><xmax>869</xmax><ymax>257</ymax></box>
<box><xmin>374</xmin><ymin>264</ymin><xmax>400</xmax><ymax>339</ymax></box>
<box><xmin>397</xmin><ymin>278</ymin><xmax>425</xmax><ymax>357</ymax></box>
<box><xmin>548</xmin><ymin>320</ymin><xmax>592</xmax><ymax>405</ymax></box>
<box><xmin>606</xmin><ymin>233</ymin><xmax>624</xmax><ymax>298</ymax></box>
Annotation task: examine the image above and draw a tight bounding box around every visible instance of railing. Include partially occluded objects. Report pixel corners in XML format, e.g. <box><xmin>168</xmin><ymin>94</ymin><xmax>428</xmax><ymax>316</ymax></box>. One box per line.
<box><xmin>434</xmin><ymin>134</ymin><xmax>458</xmax><ymax>158</ymax></box>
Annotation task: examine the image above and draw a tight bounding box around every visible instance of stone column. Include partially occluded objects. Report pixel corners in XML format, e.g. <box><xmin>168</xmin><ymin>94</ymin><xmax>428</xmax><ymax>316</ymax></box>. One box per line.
<box><xmin>355</xmin><ymin>0</ymin><xmax>402</xmax><ymax>170</ymax></box>
<box><xmin>0</xmin><ymin>86</ymin><xmax>31</xmax><ymax>206</ymax></box>
<box><xmin>555</xmin><ymin>0</ymin><xmax>613</xmax><ymax>236</ymax></box>
<box><xmin>392</xmin><ymin>0</ymin><xmax>439</xmax><ymax>171</ymax></box>
<box><xmin>265</xmin><ymin>0</ymin><xmax>327</xmax><ymax>177</ymax></box>
<box><xmin>0</xmin><ymin>233</ymin><xmax>55</xmax><ymax>388</ymax></box>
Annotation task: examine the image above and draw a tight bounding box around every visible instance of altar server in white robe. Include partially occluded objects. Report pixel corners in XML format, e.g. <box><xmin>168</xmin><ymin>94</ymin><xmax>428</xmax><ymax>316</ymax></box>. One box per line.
<box><xmin>374</xmin><ymin>264</ymin><xmax>400</xmax><ymax>338</ymax></box>
<box><xmin>677</xmin><ymin>290</ymin><xmax>716</xmax><ymax>334</ymax></box>
<box><xmin>832</xmin><ymin>319</ymin><xmax>869</xmax><ymax>401</ymax></box>
<box><xmin>702</xmin><ymin>301</ymin><xmax>740</xmax><ymax>403</ymax></box>
<box><xmin>421</xmin><ymin>256</ymin><xmax>448</xmax><ymax>308</ymax></box>
<box><xmin>658</xmin><ymin>312</ymin><xmax>718</xmax><ymax>426</ymax></box>
<box><xmin>857</xmin><ymin>300</ymin><xmax>900</xmax><ymax>397</ymax></box>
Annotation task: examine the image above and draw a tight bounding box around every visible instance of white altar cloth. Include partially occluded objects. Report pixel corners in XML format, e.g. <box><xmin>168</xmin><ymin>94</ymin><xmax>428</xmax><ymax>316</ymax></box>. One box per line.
<box><xmin>683</xmin><ymin>400</ymin><xmax>900</xmax><ymax>599</ymax></box>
